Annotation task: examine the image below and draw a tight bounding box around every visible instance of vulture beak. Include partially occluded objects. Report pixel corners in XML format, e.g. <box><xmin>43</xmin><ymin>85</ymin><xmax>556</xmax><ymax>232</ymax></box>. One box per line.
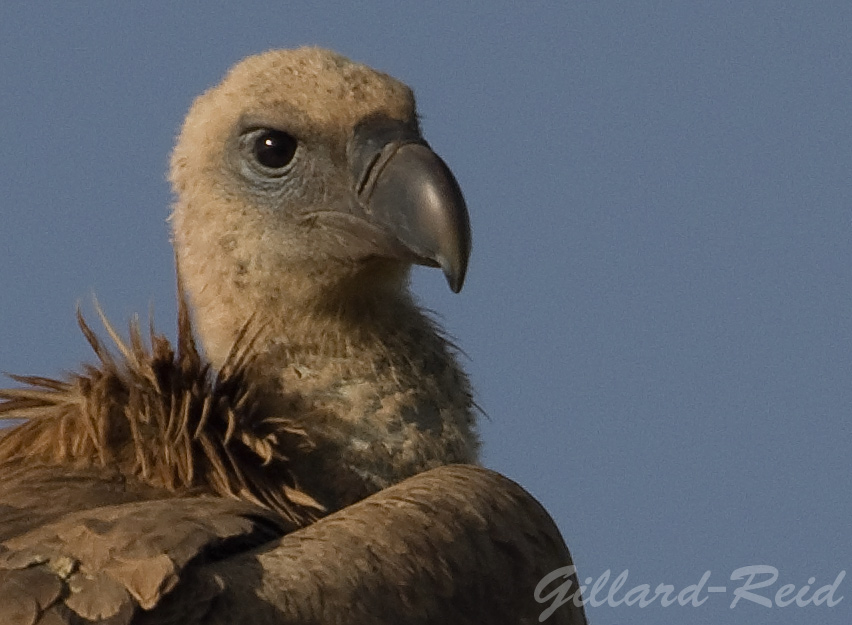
<box><xmin>348</xmin><ymin>116</ymin><xmax>471</xmax><ymax>292</ymax></box>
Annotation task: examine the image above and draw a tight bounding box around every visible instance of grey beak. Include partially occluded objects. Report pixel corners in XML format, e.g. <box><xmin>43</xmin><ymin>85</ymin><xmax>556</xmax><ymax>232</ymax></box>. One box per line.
<box><xmin>349</xmin><ymin>117</ymin><xmax>472</xmax><ymax>292</ymax></box>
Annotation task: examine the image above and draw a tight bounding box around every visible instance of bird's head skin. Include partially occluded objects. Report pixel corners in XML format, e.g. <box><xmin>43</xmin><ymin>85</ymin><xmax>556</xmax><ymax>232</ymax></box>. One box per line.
<box><xmin>170</xmin><ymin>48</ymin><xmax>470</xmax><ymax>368</ymax></box>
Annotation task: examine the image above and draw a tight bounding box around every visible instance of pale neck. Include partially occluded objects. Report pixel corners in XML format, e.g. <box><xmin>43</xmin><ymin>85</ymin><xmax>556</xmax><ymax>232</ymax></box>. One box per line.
<box><xmin>185</xmin><ymin>270</ymin><xmax>478</xmax><ymax>509</ymax></box>
<box><xmin>191</xmin><ymin>278</ymin><xmax>430</xmax><ymax>378</ymax></box>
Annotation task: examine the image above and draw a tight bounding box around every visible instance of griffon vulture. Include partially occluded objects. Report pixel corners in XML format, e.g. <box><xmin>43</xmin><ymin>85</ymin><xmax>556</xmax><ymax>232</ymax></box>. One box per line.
<box><xmin>0</xmin><ymin>48</ymin><xmax>587</xmax><ymax>624</ymax></box>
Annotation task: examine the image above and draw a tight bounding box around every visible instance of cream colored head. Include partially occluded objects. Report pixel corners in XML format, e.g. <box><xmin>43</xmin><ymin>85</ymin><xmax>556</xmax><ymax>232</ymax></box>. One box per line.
<box><xmin>170</xmin><ymin>47</ymin><xmax>470</xmax><ymax>368</ymax></box>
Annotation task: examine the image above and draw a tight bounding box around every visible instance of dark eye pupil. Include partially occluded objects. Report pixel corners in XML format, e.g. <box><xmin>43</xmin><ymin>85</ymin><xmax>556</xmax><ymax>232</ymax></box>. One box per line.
<box><xmin>253</xmin><ymin>130</ymin><xmax>297</xmax><ymax>169</ymax></box>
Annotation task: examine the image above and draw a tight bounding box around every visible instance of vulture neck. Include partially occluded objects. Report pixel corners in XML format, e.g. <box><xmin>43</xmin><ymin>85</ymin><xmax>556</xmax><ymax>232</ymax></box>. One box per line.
<box><xmin>182</xmin><ymin>259</ymin><xmax>479</xmax><ymax>507</ymax></box>
<box><xmin>193</xmin><ymin>261</ymin><xmax>430</xmax><ymax>376</ymax></box>
<box><xmin>245</xmin><ymin>276</ymin><xmax>437</xmax><ymax>381</ymax></box>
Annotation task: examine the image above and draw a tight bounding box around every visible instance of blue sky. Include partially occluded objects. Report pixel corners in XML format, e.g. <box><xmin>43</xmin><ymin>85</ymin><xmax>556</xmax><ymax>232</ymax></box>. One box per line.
<box><xmin>1</xmin><ymin>3</ymin><xmax>850</xmax><ymax>623</ymax></box>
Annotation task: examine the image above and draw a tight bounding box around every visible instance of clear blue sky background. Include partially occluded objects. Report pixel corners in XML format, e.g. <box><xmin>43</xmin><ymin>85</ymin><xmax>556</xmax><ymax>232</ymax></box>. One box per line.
<box><xmin>1</xmin><ymin>3</ymin><xmax>850</xmax><ymax>623</ymax></box>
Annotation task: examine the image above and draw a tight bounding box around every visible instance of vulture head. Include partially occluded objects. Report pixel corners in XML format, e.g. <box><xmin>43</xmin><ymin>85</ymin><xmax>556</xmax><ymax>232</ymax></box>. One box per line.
<box><xmin>170</xmin><ymin>48</ymin><xmax>479</xmax><ymax>507</ymax></box>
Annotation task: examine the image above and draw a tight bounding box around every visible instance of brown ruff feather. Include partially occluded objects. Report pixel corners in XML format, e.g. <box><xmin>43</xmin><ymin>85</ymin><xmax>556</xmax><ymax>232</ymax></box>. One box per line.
<box><xmin>0</xmin><ymin>286</ymin><xmax>325</xmax><ymax>527</ymax></box>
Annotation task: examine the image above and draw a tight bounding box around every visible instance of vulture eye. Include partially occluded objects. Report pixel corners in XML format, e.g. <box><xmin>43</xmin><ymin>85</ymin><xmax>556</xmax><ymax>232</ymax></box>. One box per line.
<box><xmin>251</xmin><ymin>129</ymin><xmax>298</xmax><ymax>171</ymax></box>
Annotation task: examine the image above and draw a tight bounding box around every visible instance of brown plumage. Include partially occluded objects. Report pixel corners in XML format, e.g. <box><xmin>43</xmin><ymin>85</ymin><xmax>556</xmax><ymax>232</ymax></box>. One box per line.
<box><xmin>0</xmin><ymin>48</ymin><xmax>587</xmax><ymax>624</ymax></box>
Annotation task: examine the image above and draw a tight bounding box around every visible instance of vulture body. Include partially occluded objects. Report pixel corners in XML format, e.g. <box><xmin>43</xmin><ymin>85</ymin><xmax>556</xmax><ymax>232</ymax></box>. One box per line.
<box><xmin>0</xmin><ymin>48</ymin><xmax>587</xmax><ymax>624</ymax></box>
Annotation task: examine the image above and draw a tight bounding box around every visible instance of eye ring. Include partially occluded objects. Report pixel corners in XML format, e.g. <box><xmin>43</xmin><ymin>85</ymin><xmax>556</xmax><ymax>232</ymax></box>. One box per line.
<box><xmin>243</xmin><ymin>128</ymin><xmax>299</xmax><ymax>174</ymax></box>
